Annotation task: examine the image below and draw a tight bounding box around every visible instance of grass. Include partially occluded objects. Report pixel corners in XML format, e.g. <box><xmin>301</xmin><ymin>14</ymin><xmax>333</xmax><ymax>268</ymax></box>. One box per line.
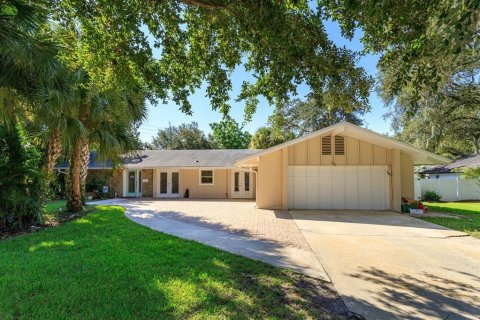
<box><xmin>0</xmin><ymin>205</ymin><xmax>339</xmax><ymax>320</ymax></box>
<box><xmin>421</xmin><ymin>202</ymin><xmax>480</xmax><ymax>238</ymax></box>
<box><xmin>44</xmin><ymin>199</ymin><xmax>66</xmax><ymax>214</ymax></box>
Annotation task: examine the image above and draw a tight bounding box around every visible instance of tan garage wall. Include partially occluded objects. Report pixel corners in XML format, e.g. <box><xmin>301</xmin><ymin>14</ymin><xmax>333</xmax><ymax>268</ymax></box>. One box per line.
<box><xmin>180</xmin><ymin>168</ymin><xmax>230</xmax><ymax>199</ymax></box>
<box><xmin>255</xmin><ymin>135</ymin><xmax>415</xmax><ymax>212</ymax></box>
<box><xmin>288</xmin><ymin>135</ymin><xmax>389</xmax><ymax>166</ymax></box>
<box><xmin>256</xmin><ymin>150</ymin><xmax>284</xmax><ymax>209</ymax></box>
<box><xmin>400</xmin><ymin>153</ymin><xmax>414</xmax><ymax>199</ymax></box>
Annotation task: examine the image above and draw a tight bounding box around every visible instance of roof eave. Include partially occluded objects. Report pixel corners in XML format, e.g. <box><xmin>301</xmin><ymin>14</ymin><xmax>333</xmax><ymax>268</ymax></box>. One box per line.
<box><xmin>235</xmin><ymin>122</ymin><xmax>450</xmax><ymax>165</ymax></box>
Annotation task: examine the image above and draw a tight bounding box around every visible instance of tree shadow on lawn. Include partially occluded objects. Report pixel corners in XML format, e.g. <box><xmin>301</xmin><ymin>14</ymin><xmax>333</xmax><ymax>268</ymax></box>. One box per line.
<box><xmin>0</xmin><ymin>205</ymin><xmax>348</xmax><ymax>320</ymax></box>
<box><xmin>343</xmin><ymin>267</ymin><xmax>480</xmax><ymax>320</ymax></box>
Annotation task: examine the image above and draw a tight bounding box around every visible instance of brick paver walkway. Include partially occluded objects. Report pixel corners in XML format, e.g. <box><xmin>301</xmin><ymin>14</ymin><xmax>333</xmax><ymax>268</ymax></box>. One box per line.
<box><xmin>122</xmin><ymin>199</ymin><xmax>311</xmax><ymax>251</ymax></box>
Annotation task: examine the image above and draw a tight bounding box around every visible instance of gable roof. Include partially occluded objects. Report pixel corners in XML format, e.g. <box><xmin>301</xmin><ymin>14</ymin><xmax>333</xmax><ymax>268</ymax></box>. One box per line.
<box><xmin>235</xmin><ymin>121</ymin><xmax>450</xmax><ymax>166</ymax></box>
<box><xmin>421</xmin><ymin>153</ymin><xmax>480</xmax><ymax>174</ymax></box>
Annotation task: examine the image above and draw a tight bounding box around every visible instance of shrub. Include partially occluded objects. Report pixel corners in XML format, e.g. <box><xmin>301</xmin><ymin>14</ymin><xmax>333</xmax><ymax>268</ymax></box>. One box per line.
<box><xmin>0</xmin><ymin>124</ymin><xmax>46</xmax><ymax>229</ymax></box>
<box><xmin>422</xmin><ymin>190</ymin><xmax>442</xmax><ymax>201</ymax></box>
<box><xmin>86</xmin><ymin>177</ymin><xmax>106</xmax><ymax>193</ymax></box>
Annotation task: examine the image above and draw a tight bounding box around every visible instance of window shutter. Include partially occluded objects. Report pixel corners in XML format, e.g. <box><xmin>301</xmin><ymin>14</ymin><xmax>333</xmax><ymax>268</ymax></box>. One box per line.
<box><xmin>321</xmin><ymin>136</ymin><xmax>332</xmax><ymax>155</ymax></box>
<box><xmin>335</xmin><ymin>136</ymin><xmax>345</xmax><ymax>155</ymax></box>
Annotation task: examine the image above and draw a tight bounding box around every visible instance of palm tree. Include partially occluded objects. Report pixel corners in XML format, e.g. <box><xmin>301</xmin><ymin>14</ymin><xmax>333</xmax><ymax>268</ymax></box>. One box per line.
<box><xmin>1</xmin><ymin>0</ymin><xmax>66</xmax><ymax>178</ymax></box>
<box><xmin>65</xmin><ymin>69</ymin><xmax>146</xmax><ymax>212</ymax></box>
<box><xmin>0</xmin><ymin>0</ymin><xmax>61</xmax><ymax>100</ymax></box>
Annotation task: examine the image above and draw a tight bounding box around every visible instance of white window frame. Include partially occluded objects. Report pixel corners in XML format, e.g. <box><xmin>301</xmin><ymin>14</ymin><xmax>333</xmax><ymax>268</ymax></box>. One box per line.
<box><xmin>199</xmin><ymin>169</ymin><xmax>214</xmax><ymax>185</ymax></box>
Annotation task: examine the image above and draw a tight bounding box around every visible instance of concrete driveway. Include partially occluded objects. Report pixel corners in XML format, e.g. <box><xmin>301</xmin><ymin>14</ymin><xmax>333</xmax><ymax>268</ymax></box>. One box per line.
<box><xmin>291</xmin><ymin>210</ymin><xmax>480</xmax><ymax>320</ymax></box>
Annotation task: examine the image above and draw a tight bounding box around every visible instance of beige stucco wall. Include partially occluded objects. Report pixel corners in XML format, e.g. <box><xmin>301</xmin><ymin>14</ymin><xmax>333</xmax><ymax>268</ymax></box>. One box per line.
<box><xmin>180</xmin><ymin>168</ymin><xmax>230</xmax><ymax>199</ymax></box>
<box><xmin>256</xmin><ymin>150</ymin><xmax>284</xmax><ymax>209</ymax></box>
<box><xmin>400</xmin><ymin>152</ymin><xmax>414</xmax><ymax>199</ymax></box>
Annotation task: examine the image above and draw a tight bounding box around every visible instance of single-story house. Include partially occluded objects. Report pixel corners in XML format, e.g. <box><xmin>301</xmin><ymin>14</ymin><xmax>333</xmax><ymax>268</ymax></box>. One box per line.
<box><xmin>58</xmin><ymin>122</ymin><xmax>449</xmax><ymax>212</ymax></box>
<box><xmin>420</xmin><ymin>153</ymin><xmax>480</xmax><ymax>179</ymax></box>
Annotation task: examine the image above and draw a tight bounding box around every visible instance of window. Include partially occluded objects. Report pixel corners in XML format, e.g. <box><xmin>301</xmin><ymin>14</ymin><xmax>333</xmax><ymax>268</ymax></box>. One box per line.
<box><xmin>138</xmin><ymin>171</ymin><xmax>142</xmax><ymax>193</ymax></box>
<box><xmin>244</xmin><ymin>172</ymin><xmax>250</xmax><ymax>191</ymax></box>
<box><xmin>200</xmin><ymin>170</ymin><xmax>214</xmax><ymax>185</ymax></box>
<box><xmin>160</xmin><ymin>172</ymin><xmax>168</xmax><ymax>193</ymax></box>
<box><xmin>234</xmin><ymin>172</ymin><xmax>239</xmax><ymax>191</ymax></box>
<box><xmin>334</xmin><ymin>136</ymin><xmax>345</xmax><ymax>155</ymax></box>
<box><xmin>128</xmin><ymin>171</ymin><xmax>136</xmax><ymax>193</ymax></box>
<box><xmin>321</xmin><ymin>136</ymin><xmax>332</xmax><ymax>155</ymax></box>
<box><xmin>172</xmin><ymin>172</ymin><xmax>179</xmax><ymax>194</ymax></box>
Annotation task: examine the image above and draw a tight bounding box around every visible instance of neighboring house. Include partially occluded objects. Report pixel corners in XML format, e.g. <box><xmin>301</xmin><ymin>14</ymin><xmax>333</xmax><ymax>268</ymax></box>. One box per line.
<box><xmin>416</xmin><ymin>153</ymin><xmax>480</xmax><ymax>201</ymax></box>
<box><xmin>57</xmin><ymin>122</ymin><xmax>449</xmax><ymax>212</ymax></box>
<box><xmin>420</xmin><ymin>153</ymin><xmax>480</xmax><ymax>179</ymax></box>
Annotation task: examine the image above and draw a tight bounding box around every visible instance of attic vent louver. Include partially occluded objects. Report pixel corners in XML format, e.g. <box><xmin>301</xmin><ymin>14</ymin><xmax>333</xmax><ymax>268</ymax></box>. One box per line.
<box><xmin>321</xmin><ymin>136</ymin><xmax>332</xmax><ymax>155</ymax></box>
<box><xmin>335</xmin><ymin>136</ymin><xmax>345</xmax><ymax>155</ymax></box>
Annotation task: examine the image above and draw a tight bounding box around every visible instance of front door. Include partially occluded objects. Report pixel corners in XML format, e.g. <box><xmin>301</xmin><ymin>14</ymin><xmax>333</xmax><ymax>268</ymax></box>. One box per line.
<box><xmin>158</xmin><ymin>171</ymin><xmax>180</xmax><ymax>198</ymax></box>
<box><xmin>231</xmin><ymin>171</ymin><xmax>253</xmax><ymax>198</ymax></box>
<box><xmin>125</xmin><ymin>170</ymin><xmax>141</xmax><ymax>197</ymax></box>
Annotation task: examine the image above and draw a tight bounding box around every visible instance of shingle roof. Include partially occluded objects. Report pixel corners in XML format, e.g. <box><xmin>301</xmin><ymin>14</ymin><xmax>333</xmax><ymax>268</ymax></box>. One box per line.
<box><xmin>421</xmin><ymin>153</ymin><xmax>480</xmax><ymax>174</ymax></box>
<box><xmin>123</xmin><ymin>149</ymin><xmax>261</xmax><ymax>168</ymax></box>
<box><xmin>56</xmin><ymin>151</ymin><xmax>113</xmax><ymax>169</ymax></box>
<box><xmin>57</xmin><ymin>149</ymin><xmax>262</xmax><ymax>169</ymax></box>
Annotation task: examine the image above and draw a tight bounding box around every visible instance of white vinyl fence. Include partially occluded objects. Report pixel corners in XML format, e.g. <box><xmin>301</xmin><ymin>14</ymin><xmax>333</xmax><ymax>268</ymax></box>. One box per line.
<box><xmin>415</xmin><ymin>178</ymin><xmax>480</xmax><ymax>201</ymax></box>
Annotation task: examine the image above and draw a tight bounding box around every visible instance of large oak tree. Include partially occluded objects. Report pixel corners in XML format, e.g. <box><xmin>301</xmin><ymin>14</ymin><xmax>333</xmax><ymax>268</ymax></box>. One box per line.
<box><xmin>49</xmin><ymin>0</ymin><xmax>372</xmax><ymax>119</ymax></box>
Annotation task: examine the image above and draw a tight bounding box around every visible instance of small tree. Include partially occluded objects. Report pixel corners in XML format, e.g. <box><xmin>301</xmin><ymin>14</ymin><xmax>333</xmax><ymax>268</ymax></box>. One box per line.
<box><xmin>249</xmin><ymin>126</ymin><xmax>293</xmax><ymax>149</ymax></box>
<box><xmin>209</xmin><ymin>117</ymin><xmax>251</xmax><ymax>149</ymax></box>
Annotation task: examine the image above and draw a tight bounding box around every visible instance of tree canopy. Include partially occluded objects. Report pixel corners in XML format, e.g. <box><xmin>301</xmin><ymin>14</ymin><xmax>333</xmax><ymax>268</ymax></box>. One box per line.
<box><xmin>249</xmin><ymin>126</ymin><xmax>293</xmax><ymax>149</ymax></box>
<box><xmin>210</xmin><ymin>117</ymin><xmax>251</xmax><ymax>149</ymax></box>
<box><xmin>270</xmin><ymin>97</ymin><xmax>364</xmax><ymax>137</ymax></box>
<box><xmin>49</xmin><ymin>0</ymin><xmax>372</xmax><ymax>119</ymax></box>
<box><xmin>386</xmin><ymin>69</ymin><xmax>480</xmax><ymax>158</ymax></box>
<box><xmin>148</xmin><ymin>122</ymin><xmax>212</xmax><ymax>150</ymax></box>
<box><xmin>323</xmin><ymin>0</ymin><xmax>479</xmax><ymax>100</ymax></box>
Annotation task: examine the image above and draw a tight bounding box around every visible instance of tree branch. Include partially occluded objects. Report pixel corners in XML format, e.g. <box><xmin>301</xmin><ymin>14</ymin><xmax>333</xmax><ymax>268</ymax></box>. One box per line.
<box><xmin>180</xmin><ymin>0</ymin><xmax>228</xmax><ymax>10</ymax></box>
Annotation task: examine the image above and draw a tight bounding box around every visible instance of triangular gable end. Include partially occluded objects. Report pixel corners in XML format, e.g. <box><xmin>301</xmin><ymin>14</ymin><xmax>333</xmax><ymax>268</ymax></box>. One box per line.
<box><xmin>235</xmin><ymin>122</ymin><xmax>449</xmax><ymax>166</ymax></box>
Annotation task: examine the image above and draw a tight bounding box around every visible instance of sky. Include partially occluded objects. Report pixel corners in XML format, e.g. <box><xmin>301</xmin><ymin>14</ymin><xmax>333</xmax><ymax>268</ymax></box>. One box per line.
<box><xmin>138</xmin><ymin>19</ymin><xmax>391</xmax><ymax>143</ymax></box>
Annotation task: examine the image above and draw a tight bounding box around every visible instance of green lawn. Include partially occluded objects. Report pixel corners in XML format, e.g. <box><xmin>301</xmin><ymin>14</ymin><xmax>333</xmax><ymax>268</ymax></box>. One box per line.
<box><xmin>421</xmin><ymin>202</ymin><xmax>480</xmax><ymax>238</ymax></box>
<box><xmin>0</xmin><ymin>205</ymin><xmax>339</xmax><ymax>320</ymax></box>
<box><xmin>44</xmin><ymin>199</ymin><xmax>66</xmax><ymax>214</ymax></box>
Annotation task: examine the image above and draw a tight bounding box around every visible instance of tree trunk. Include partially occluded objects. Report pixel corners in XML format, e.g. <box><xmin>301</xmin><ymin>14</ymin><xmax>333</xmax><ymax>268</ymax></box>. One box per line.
<box><xmin>67</xmin><ymin>136</ymin><xmax>83</xmax><ymax>212</ymax></box>
<box><xmin>474</xmin><ymin>137</ymin><xmax>480</xmax><ymax>155</ymax></box>
<box><xmin>80</xmin><ymin>138</ymin><xmax>90</xmax><ymax>204</ymax></box>
<box><xmin>46</xmin><ymin>127</ymin><xmax>62</xmax><ymax>177</ymax></box>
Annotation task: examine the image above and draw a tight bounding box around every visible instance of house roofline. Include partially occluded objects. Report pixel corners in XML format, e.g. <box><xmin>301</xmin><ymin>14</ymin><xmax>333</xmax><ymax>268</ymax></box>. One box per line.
<box><xmin>235</xmin><ymin>121</ymin><xmax>450</xmax><ymax>166</ymax></box>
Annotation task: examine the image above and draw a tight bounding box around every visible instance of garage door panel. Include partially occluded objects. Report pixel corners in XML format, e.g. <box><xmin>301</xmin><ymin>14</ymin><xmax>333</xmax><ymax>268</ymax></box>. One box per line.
<box><xmin>332</xmin><ymin>175</ymin><xmax>345</xmax><ymax>209</ymax></box>
<box><xmin>288</xmin><ymin>165</ymin><xmax>389</xmax><ymax>210</ymax></box>
<box><xmin>293</xmin><ymin>176</ymin><xmax>307</xmax><ymax>209</ymax></box>
<box><xmin>319</xmin><ymin>173</ymin><xmax>332</xmax><ymax>209</ymax></box>
<box><xmin>293</xmin><ymin>166</ymin><xmax>306</xmax><ymax>177</ymax></box>
<box><xmin>306</xmin><ymin>176</ymin><xmax>321</xmax><ymax>209</ymax></box>
<box><xmin>306</xmin><ymin>166</ymin><xmax>319</xmax><ymax>177</ymax></box>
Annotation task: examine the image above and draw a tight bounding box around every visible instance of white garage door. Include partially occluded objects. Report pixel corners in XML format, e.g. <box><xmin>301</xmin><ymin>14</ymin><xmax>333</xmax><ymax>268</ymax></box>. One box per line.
<box><xmin>288</xmin><ymin>166</ymin><xmax>390</xmax><ymax>210</ymax></box>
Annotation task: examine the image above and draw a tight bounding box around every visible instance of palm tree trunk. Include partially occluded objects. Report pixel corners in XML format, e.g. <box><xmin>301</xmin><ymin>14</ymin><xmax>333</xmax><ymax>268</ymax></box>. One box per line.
<box><xmin>67</xmin><ymin>136</ymin><xmax>83</xmax><ymax>212</ymax></box>
<box><xmin>80</xmin><ymin>138</ymin><xmax>90</xmax><ymax>204</ymax></box>
<box><xmin>46</xmin><ymin>127</ymin><xmax>62</xmax><ymax>177</ymax></box>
